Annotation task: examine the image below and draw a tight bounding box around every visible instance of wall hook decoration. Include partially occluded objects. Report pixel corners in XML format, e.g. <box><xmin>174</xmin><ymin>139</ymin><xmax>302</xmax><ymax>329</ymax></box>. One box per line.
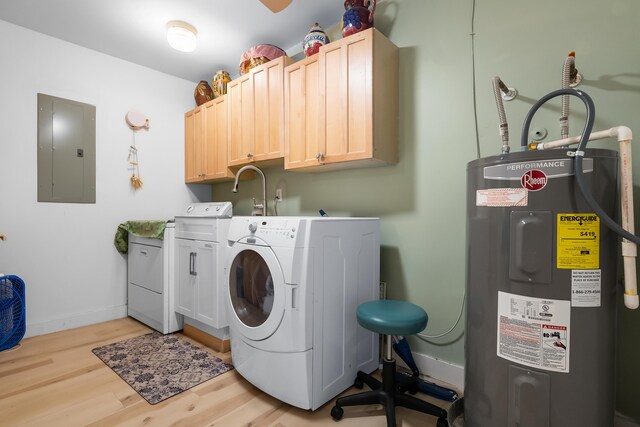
<box><xmin>125</xmin><ymin>110</ymin><xmax>149</xmax><ymax>190</ymax></box>
<box><xmin>125</xmin><ymin>109</ymin><xmax>150</xmax><ymax>131</ymax></box>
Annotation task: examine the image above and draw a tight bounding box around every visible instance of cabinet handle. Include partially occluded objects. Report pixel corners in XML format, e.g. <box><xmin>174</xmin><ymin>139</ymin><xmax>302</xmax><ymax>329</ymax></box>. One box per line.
<box><xmin>193</xmin><ymin>252</ymin><xmax>198</xmax><ymax>276</ymax></box>
<box><xmin>139</xmin><ymin>250</ymin><xmax>147</xmax><ymax>255</ymax></box>
<box><xmin>194</xmin><ymin>252</ymin><xmax>198</xmax><ymax>276</ymax></box>
<box><xmin>316</xmin><ymin>153</ymin><xmax>325</xmax><ymax>161</ymax></box>
<box><xmin>247</xmin><ymin>153</ymin><xmax>254</xmax><ymax>158</ymax></box>
<box><xmin>189</xmin><ymin>252</ymin><xmax>198</xmax><ymax>276</ymax></box>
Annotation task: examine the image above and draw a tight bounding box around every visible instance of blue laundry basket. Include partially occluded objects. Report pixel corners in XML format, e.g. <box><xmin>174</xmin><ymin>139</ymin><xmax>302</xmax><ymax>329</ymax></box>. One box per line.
<box><xmin>0</xmin><ymin>275</ymin><xmax>26</xmax><ymax>351</ymax></box>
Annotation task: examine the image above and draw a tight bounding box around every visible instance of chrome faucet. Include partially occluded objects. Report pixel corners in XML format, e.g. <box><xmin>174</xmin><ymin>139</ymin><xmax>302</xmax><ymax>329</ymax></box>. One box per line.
<box><xmin>232</xmin><ymin>165</ymin><xmax>267</xmax><ymax>216</ymax></box>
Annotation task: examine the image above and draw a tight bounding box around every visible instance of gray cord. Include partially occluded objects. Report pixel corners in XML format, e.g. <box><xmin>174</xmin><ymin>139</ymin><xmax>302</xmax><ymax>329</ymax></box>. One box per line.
<box><xmin>521</xmin><ymin>88</ymin><xmax>640</xmax><ymax>245</ymax></box>
<box><xmin>470</xmin><ymin>0</ymin><xmax>481</xmax><ymax>159</ymax></box>
<box><xmin>416</xmin><ymin>292</ymin><xmax>466</xmax><ymax>340</ymax></box>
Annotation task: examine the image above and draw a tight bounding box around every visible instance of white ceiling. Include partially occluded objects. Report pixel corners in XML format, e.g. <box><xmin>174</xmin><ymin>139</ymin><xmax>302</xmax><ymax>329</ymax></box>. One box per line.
<box><xmin>0</xmin><ymin>0</ymin><xmax>344</xmax><ymax>82</ymax></box>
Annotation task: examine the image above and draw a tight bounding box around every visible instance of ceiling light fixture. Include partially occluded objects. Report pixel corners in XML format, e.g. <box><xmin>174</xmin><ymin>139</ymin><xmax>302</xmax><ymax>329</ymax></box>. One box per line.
<box><xmin>166</xmin><ymin>20</ymin><xmax>198</xmax><ymax>53</ymax></box>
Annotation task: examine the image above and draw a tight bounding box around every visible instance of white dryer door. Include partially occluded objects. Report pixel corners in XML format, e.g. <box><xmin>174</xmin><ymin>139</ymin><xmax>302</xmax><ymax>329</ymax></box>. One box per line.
<box><xmin>227</xmin><ymin>243</ymin><xmax>285</xmax><ymax>341</ymax></box>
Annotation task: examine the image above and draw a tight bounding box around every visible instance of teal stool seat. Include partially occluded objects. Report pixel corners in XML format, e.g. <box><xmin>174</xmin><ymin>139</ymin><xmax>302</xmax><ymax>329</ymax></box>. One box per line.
<box><xmin>332</xmin><ymin>299</ymin><xmax>448</xmax><ymax>427</ymax></box>
<box><xmin>357</xmin><ymin>300</ymin><xmax>428</xmax><ymax>336</ymax></box>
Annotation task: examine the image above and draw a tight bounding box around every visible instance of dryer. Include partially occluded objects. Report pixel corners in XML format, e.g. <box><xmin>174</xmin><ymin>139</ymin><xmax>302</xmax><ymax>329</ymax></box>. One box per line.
<box><xmin>128</xmin><ymin>222</ymin><xmax>181</xmax><ymax>334</ymax></box>
<box><xmin>225</xmin><ymin>216</ymin><xmax>380</xmax><ymax>410</ymax></box>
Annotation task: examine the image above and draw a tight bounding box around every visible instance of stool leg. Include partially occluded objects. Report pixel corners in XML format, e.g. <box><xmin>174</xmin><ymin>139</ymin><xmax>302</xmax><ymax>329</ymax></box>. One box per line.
<box><xmin>381</xmin><ymin>355</ymin><xmax>398</xmax><ymax>427</ymax></box>
<box><xmin>335</xmin><ymin>389</ymin><xmax>383</xmax><ymax>407</ymax></box>
<box><xmin>382</xmin><ymin>356</ymin><xmax>396</xmax><ymax>395</ymax></box>
<box><xmin>395</xmin><ymin>393</ymin><xmax>448</xmax><ymax>420</ymax></box>
<box><xmin>356</xmin><ymin>370</ymin><xmax>382</xmax><ymax>390</ymax></box>
<box><xmin>380</xmin><ymin>391</ymin><xmax>397</xmax><ymax>427</ymax></box>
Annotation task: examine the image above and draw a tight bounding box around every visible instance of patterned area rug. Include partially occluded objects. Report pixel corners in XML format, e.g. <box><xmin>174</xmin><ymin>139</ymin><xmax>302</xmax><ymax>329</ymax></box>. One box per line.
<box><xmin>92</xmin><ymin>332</ymin><xmax>233</xmax><ymax>404</ymax></box>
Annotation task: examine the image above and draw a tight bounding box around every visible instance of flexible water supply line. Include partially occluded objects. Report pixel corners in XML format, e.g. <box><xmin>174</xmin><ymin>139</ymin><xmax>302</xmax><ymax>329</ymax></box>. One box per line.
<box><xmin>492</xmin><ymin>76</ymin><xmax>510</xmax><ymax>153</ymax></box>
<box><xmin>521</xmin><ymin>88</ymin><xmax>639</xmax><ymax>309</ymax></box>
<box><xmin>560</xmin><ymin>54</ymin><xmax>576</xmax><ymax>139</ymax></box>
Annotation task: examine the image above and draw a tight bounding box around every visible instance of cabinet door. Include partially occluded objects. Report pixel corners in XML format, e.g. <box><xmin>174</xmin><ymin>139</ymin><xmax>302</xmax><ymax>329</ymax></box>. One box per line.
<box><xmin>228</xmin><ymin>75</ymin><xmax>255</xmax><ymax>166</ymax></box>
<box><xmin>284</xmin><ymin>55</ymin><xmax>322</xmax><ymax>170</ymax></box>
<box><xmin>253</xmin><ymin>58</ymin><xmax>287</xmax><ymax>161</ymax></box>
<box><xmin>175</xmin><ymin>239</ymin><xmax>196</xmax><ymax>317</ymax></box>
<box><xmin>194</xmin><ymin>241</ymin><xmax>225</xmax><ymax>328</ymax></box>
<box><xmin>202</xmin><ymin>96</ymin><xmax>233</xmax><ymax>180</ymax></box>
<box><xmin>184</xmin><ymin>107</ymin><xmax>203</xmax><ymax>182</ymax></box>
<box><xmin>320</xmin><ymin>30</ymin><xmax>374</xmax><ymax>163</ymax></box>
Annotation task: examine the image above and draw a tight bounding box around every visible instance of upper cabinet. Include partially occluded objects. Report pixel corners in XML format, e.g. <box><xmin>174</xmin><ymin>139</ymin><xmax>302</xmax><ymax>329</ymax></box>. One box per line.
<box><xmin>284</xmin><ymin>28</ymin><xmax>399</xmax><ymax>171</ymax></box>
<box><xmin>184</xmin><ymin>29</ymin><xmax>398</xmax><ymax>179</ymax></box>
<box><xmin>184</xmin><ymin>95</ymin><xmax>234</xmax><ymax>183</ymax></box>
<box><xmin>228</xmin><ymin>56</ymin><xmax>295</xmax><ymax>167</ymax></box>
<box><xmin>284</xmin><ymin>54</ymin><xmax>322</xmax><ymax>169</ymax></box>
<box><xmin>184</xmin><ymin>105</ymin><xmax>203</xmax><ymax>182</ymax></box>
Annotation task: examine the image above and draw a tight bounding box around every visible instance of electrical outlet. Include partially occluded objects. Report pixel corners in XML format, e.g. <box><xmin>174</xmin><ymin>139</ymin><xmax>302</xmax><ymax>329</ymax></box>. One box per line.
<box><xmin>275</xmin><ymin>188</ymin><xmax>283</xmax><ymax>201</ymax></box>
<box><xmin>379</xmin><ymin>281</ymin><xmax>387</xmax><ymax>300</ymax></box>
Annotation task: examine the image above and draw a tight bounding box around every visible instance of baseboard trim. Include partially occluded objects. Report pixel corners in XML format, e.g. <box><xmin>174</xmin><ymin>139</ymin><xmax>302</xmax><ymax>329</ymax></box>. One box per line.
<box><xmin>25</xmin><ymin>305</ymin><xmax>127</xmax><ymax>338</ymax></box>
<box><xmin>615</xmin><ymin>412</ymin><xmax>640</xmax><ymax>427</ymax></box>
<box><xmin>183</xmin><ymin>323</ymin><xmax>231</xmax><ymax>353</ymax></box>
<box><xmin>397</xmin><ymin>350</ymin><xmax>465</xmax><ymax>391</ymax></box>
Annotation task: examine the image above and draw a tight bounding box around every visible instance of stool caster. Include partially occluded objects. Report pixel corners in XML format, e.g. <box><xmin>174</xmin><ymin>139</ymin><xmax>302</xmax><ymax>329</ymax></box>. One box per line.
<box><xmin>407</xmin><ymin>382</ymin><xmax>419</xmax><ymax>395</ymax></box>
<box><xmin>436</xmin><ymin>418</ymin><xmax>448</xmax><ymax>427</ymax></box>
<box><xmin>354</xmin><ymin>377</ymin><xmax>364</xmax><ymax>389</ymax></box>
<box><xmin>331</xmin><ymin>405</ymin><xmax>344</xmax><ymax>421</ymax></box>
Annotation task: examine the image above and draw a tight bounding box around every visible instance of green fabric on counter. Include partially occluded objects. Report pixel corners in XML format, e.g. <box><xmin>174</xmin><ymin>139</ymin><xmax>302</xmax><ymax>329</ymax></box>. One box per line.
<box><xmin>114</xmin><ymin>220</ymin><xmax>167</xmax><ymax>254</ymax></box>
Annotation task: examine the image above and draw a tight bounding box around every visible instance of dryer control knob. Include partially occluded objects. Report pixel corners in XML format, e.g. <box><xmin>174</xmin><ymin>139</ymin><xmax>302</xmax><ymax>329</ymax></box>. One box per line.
<box><xmin>248</xmin><ymin>222</ymin><xmax>258</xmax><ymax>233</ymax></box>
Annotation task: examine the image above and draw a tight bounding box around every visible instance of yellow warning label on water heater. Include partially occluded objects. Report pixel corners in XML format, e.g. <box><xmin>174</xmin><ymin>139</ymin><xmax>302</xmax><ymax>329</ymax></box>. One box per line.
<box><xmin>557</xmin><ymin>214</ymin><xmax>600</xmax><ymax>269</ymax></box>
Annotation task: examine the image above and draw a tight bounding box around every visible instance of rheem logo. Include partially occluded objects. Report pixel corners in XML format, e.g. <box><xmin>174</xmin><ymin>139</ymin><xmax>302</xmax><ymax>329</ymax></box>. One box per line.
<box><xmin>521</xmin><ymin>169</ymin><xmax>547</xmax><ymax>191</ymax></box>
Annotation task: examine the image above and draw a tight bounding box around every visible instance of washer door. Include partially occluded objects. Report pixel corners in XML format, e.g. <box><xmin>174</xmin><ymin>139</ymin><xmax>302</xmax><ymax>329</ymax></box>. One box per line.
<box><xmin>227</xmin><ymin>243</ymin><xmax>285</xmax><ymax>341</ymax></box>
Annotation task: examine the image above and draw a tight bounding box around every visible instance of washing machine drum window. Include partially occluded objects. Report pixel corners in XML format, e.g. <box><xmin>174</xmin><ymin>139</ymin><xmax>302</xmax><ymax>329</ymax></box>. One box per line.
<box><xmin>229</xmin><ymin>249</ymin><xmax>276</xmax><ymax>327</ymax></box>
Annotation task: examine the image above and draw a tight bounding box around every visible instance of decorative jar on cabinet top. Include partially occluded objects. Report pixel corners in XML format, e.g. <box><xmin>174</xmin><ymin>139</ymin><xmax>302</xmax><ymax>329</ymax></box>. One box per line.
<box><xmin>239</xmin><ymin>44</ymin><xmax>286</xmax><ymax>75</ymax></box>
<box><xmin>194</xmin><ymin>80</ymin><xmax>214</xmax><ymax>106</ymax></box>
<box><xmin>212</xmin><ymin>70</ymin><xmax>231</xmax><ymax>98</ymax></box>
<box><xmin>303</xmin><ymin>23</ymin><xmax>330</xmax><ymax>57</ymax></box>
<box><xmin>342</xmin><ymin>0</ymin><xmax>376</xmax><ymax>38</ymax></box>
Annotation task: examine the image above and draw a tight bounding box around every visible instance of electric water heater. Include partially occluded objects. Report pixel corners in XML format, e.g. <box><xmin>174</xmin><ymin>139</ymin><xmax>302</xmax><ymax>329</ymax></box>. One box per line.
<box><xmin>465</xmin><ymin>148</ymin><xmax>618</xmax><ymax>426</ymax></box>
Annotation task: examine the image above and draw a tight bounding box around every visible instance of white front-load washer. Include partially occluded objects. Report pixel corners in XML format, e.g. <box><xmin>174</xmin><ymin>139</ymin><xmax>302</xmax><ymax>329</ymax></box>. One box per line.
<box><xmin>225</xmin><ymin>216</ymin><xmax>380</xmax><ymax>410</ymax></box>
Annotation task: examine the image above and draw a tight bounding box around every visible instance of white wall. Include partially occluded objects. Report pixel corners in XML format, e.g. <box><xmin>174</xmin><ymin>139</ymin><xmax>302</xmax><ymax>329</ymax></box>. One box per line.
<box><xmin>0</xmin><ymin>20</ymin><xmax>210</xmax><ymax>337</ymax></box>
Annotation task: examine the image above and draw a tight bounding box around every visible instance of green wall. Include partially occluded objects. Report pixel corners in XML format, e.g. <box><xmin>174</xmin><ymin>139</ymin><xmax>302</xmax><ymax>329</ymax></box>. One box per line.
<box><xmin>212</xmin><ymin>0</ymin><xmax>640</xmax><ymax>420</ymax></box>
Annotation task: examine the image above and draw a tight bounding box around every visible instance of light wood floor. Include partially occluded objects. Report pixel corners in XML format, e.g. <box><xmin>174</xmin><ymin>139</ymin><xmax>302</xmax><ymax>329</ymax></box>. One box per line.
<box><xmin>0</xmin><ymin>318</ymin><xmax>457</xmax><ymax>426</ymax></box>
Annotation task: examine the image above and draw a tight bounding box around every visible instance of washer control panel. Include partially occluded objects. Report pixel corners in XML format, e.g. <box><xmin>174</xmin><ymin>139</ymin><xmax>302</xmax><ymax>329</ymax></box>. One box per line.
<box><xmin>230</xmin><ymin>217</ymin><xmax>303</xmax><ymax>247</ymax></box>
<box><xmin>249</xmin><ymin>220</ymin><xmax>297</xmax><ymax>240</ymax></box>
